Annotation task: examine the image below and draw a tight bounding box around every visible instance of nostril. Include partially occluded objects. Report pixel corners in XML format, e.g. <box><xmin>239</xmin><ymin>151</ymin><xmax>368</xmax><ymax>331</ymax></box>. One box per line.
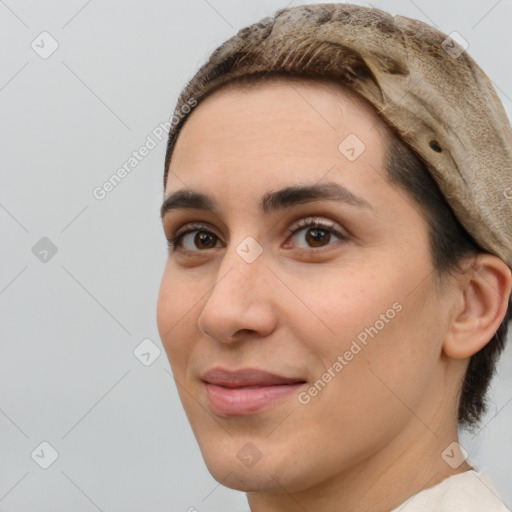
<box><xmin>235</xmin><ymin>328</ymin><xmax>257</xmax><ymax>336</ymax></box>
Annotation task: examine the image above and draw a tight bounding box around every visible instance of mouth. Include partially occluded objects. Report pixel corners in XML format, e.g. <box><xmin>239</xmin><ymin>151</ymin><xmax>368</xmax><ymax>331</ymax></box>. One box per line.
<box><xmin>201</xmin><ymin>368</ymin><xmax>307</xmax><ymax>416</ymax></box>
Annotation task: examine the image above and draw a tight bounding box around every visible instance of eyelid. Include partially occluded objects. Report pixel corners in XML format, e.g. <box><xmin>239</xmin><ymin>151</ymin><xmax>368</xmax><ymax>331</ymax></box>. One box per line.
<box><xmin>288</xmin><ymin>216</ymin><xmax>345</xmax><ymax>235</ymax></box>
<box><xmin>288</xmin><ymin>215</ymin><xmax>351</xmax><ymax>238</ymax></box>
<box><xmin>174</xmin><ymin>221</ymin><xmax>220</xmax><ymax>240</ymax></box>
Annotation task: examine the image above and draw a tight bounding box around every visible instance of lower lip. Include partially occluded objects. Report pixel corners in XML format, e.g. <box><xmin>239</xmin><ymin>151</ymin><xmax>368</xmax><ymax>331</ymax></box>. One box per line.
<box><xmin>204</xmin><ymin>382</ymin><xmax>305</xmax><ymax>416</ymax></box>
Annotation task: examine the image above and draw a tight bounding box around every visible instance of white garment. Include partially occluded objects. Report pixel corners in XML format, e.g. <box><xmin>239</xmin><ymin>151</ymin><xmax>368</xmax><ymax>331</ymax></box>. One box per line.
<box><xmin>390</xmin><ymin>469</ymin><xmax>509</xmax><ymax>511</ymax></box>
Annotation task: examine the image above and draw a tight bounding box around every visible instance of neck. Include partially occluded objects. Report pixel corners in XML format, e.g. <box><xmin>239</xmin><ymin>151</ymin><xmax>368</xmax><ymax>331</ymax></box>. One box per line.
<box><xmin>247</xmin><ymin>417</ymin><xmax>471</xmax><ymax>512</ymax></box>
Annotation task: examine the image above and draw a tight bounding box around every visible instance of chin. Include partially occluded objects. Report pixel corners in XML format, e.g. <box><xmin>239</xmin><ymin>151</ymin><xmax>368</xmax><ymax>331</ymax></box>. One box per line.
<box><xmin>194</xmin><ymin>434</ymin><xmax>316</xmax><ymax>494</ymax></box>
<box><xmin>208</xmin><ymin>465</ymin><xmax>276</xmax><ymax>492</ymax></box>
<box><xmin>203</xmin><ymin>455</ymin><xmax>295</xmax><ymax>493</ymax></box>
<box><xmin>196</xmin><ymin>436</ymin><xmax>270</xmax><ymax>489</ymax></box>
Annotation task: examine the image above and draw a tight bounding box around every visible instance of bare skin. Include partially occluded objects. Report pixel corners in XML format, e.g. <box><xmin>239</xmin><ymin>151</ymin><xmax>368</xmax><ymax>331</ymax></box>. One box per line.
<box><xmin>157</xmin><ymin>77</ymin><xmax>512</xmax><ymax>512</ymax></box>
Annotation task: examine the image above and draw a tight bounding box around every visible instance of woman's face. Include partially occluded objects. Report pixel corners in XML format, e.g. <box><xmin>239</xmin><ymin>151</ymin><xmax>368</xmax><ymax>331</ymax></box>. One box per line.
<box><xmin>157</xmin><ymin>78</ymin><xmax>457</xmax><ymax>494</ymax></box>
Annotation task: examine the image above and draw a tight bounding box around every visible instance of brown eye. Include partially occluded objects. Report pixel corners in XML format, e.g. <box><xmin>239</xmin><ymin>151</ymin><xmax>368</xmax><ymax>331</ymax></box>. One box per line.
<box><xmin>194</xmin><ymin>231</ymin><xmax>218</xmax><ymax>249</ymax></box>
<box><xmin>168</xmin><ymin>224</ymin><xmax>222</xmax><ymax>252</ymax></box>
<box><xmin>305</xmin><ymin>228</ymin><xmax>331</xmax><ymax>247</ymax></box>
<box><xmin>288</xmin><ymin>218</ymin><xmax>348</xmax><ymax>250</ymax></box>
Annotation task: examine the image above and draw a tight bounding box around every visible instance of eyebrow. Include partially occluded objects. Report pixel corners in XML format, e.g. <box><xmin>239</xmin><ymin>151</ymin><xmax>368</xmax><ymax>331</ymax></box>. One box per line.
<box><xmin>160</xmin><ymin>182</ymin><xmax>374</xmax><ymax>220</ymax></box>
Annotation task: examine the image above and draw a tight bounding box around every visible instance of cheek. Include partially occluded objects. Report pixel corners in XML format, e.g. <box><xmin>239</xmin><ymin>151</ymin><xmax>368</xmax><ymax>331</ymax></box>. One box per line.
<box><xmin>288</xmin><ymin>259</ymin><xmax>439</xmax><ymax>401</ymax></box>
<box><xmin>156</xmin><ymin>266</ymin><xmax>200</xmax><ymax>368</ymax></box>
<box><xmin>284</xmin><ymin>266</ymin><xmax>396</xmax><ymax>358</ymax></box>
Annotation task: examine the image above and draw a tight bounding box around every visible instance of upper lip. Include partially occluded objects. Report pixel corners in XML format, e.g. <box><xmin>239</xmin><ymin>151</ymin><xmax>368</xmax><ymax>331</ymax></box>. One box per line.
<box><xmin>201</xmin><ymin>368</ymin><xmax>306</xmax><ymax>388</ymax></box>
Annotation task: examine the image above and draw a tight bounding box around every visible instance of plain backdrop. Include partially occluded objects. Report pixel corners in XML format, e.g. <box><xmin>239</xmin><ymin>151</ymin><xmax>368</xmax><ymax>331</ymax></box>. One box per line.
<box><xmin>1</xmin><ymin>0</ymin><xmax>511</xmax><ymax>510</ymax></box>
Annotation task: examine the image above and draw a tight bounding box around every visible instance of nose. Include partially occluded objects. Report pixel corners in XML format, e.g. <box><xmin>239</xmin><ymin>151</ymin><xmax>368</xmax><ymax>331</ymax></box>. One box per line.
<box><xmin>197</xmin><ymin>242</ymin><xmax>278</xmax><ymax>344</ymax></box>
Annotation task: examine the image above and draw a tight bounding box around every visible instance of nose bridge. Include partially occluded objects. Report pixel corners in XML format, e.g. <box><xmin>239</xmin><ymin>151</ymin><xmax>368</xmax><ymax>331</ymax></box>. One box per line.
<box><xmin>197</xmin><ymin>236</ymin><xmax>276</xmax><ymax>342</ymax></box>
<box><xmin>215</xmin><ymin>231</ymin><xmax>268</xmax><ymax>295</ymax></box>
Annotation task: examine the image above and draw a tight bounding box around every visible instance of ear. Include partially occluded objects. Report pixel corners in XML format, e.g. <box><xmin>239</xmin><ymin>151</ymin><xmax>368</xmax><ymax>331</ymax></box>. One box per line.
<box><xmin>443</xmin><ymin>254</ymin><xmax>512</xmax><ymax>359</ymax></box>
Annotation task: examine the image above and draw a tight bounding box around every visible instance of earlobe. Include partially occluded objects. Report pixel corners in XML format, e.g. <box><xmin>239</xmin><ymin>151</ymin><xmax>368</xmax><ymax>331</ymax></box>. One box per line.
<box><xmin>443</xmin><ymin>254</ymin><xmax>512</xmax><ymax>360</ymax></box>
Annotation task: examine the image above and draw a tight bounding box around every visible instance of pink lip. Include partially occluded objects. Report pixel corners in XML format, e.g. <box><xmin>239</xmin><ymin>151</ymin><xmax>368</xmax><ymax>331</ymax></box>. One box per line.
<box><xmin>201</xmin><ymin>368</ymin><xmax>306</xmax><ymax>416</ymax></box>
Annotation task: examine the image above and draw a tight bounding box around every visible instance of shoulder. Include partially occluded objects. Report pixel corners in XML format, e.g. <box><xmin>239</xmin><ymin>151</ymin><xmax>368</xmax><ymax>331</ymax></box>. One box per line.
<box><xmin>391</xmin><ymin>470</ymin><xmax>508</xmax><ymax>512</ymax></box>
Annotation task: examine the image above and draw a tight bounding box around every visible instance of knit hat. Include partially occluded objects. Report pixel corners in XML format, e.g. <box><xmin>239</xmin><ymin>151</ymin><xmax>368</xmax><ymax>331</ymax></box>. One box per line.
<box><xmin>164</xmin><ymin>2</ymin><xmax>512</xmax><ymax>274</ymax></box>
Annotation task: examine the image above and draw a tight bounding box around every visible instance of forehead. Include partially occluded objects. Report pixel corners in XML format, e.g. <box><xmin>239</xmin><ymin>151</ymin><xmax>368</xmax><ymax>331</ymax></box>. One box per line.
<box><xmin>165</xmin><ymin>77</ymin><xmax>388</xmax><ymax>205</ymax></box>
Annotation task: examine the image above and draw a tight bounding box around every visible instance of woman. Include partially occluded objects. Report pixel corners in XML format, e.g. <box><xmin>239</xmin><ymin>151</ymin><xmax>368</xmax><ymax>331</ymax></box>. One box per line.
<box><xmin>157</xmin><ymin>3</ymin><xmax>512</xmax><ymax>511</ymax></box>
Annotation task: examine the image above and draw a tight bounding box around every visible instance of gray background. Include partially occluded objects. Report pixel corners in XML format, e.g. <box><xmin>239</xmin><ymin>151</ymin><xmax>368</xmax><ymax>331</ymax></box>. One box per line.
<box><xmin>0</xmin><ymin>0</ymin><xmax>511</xmax><ymax>510</ymax></box>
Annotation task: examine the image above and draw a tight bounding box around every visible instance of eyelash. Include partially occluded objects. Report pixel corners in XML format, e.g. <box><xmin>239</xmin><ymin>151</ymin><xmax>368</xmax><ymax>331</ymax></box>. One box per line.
<box><xmin>166</xmin><ymin>218</ymin><xmax>349</xmax><ymax>253</ymax></box>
